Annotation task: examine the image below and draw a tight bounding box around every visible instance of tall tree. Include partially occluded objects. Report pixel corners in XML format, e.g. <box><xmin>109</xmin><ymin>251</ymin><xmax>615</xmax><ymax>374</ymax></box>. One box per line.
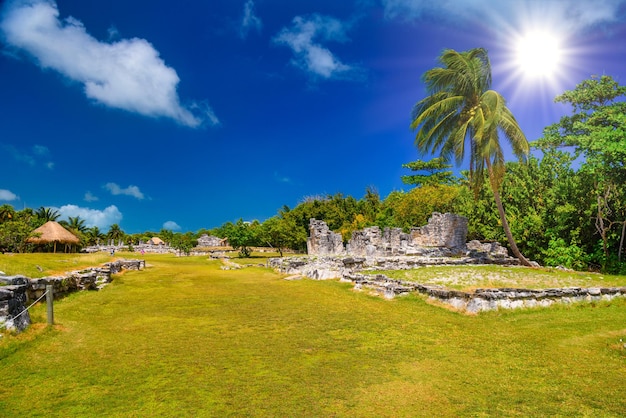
<box><xmin>35</xmin><ymin>206</ymin><xmax>60</xmax><ymax>223</ymax></box>
<box><xmin>107</xmin><ymin>224</ymin><xmax>125</xmax><ymax>242</ymax></box>
<box><xmin>63</xmin><ymin>216</ymin><xmax>87</xmax><ymax>234</ymax></box>
<box><xmin>85</xmin><ymin>226</ymin><xmax>105</xmax><ymax>246</ymax></box>
<box><xmin>410</xmin><ymin>48</ymin><xmax>531</xmax><ymax>266</ymax></box>
<box><xmin>401</xmin><ymin>157</ymin><xmax>456</xmax><ymax>187</ymax></box>
<box><xmin>536</xmin><ymin>75</ymin><xmax>626</xmax><ymax>270</ymax></box>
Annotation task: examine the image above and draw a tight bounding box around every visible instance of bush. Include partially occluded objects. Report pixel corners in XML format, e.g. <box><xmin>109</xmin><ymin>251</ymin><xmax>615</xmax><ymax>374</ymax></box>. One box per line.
<box><xmin>542</xmin><ymin>238</ymin><xmax>588</xmax><ymax>270</ymax></box>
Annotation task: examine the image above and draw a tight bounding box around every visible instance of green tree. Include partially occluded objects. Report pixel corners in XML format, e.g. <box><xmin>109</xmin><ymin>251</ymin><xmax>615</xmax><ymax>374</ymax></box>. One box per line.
<box><xmin>35</xmin><ymin>206</ymin><xmax>60</xmax><ymax>223</ymax></box>
<box><xmin>85</xmin><ymin>226</ymin><xmax>105</xmax><ymax>246</ymax></box>
<box><xmin>171</xmin><ymin>232</ymin><xmax>197</xmax><ymax>256</ymax></box>
<box><xmin>378</xmin><ymin>185</ymin><xmax>460</xmax><ymax>231</ymax></box>
<box><xmin>225</xmin><ymin>219</ymin><xmax>258</xmax><ymax>257</ymax></box>
<box><xmin>0</xmin><ymin>204</ymin><xmax>16</xmax><ymax>223</ymax></box>
<box><xmin>107</xmin><ymin>224</ymin><xmax>125</xmax><ymax>243</ymax></box>
<box><xmin>536</xmin><ymin>75</ymin><xmax>626</xmax><ymax>270</ymax></box>
<box><xmin>159</xmin><ymin>229</ymin><xmax>175</xmax><ymax>246</ymax></box>
<box><xmin>401</xmin><ymin>157</ymin><xmax>456</xmax><ymax>187</ymax></box>
<box><xmin>0</xmin><ymin>220</ymin><xmax>36</xmax><ymax>253</ymax></box>
<box><xmin>410</xmin><ymin>48</ymin><xmax>531</xmax><ymax>266</ymax></box>
<box><xmin>61</xmin><ymin>216</ymin><xmax>88</xmax><ymax>235</ymax></box>
<box><xmin>260</xmin><ymin>216</ymin><xmax>307</xmax><ymax>256</ymax></box>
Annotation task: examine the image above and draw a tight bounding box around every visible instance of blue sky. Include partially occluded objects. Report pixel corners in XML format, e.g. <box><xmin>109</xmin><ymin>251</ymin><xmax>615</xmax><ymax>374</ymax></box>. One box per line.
<box><xmin>1</xmin><ymin>0</ymin><xmax>625</xmax><ymax>233</ymax></box>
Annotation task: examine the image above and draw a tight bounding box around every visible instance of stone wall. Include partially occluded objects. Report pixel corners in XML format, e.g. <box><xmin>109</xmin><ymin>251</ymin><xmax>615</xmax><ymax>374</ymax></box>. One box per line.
<box><xmin>0</xmin><ymin>259</ymin><xmax>144</xmax><ymax>332</ymax></box>
<box><xmin>307</xmin><ymin>213</ymin><xmax>469</xmax><ymax>257</ymax></box>
<box><xmin>307</xmin><ymin>219</ymin><xmax>345</xmax><ymax>256</ymax></box>
<box><xmin>410</xmin><ymin>212</ymin><xmax>468</xmax><ymax>249</ymax></box>
<box><xmin>268</xmin><ymin>248</ymin><xmax>518</xmax><ymax>281</ymax></box>
<box><xmin>344</xmin><ymin>272</ymin><xmax>626</xmax><ymax>313</ymax></box>
<box><xmin>196</xmin><ymin>234</ymin><xmax>226</xmax><ymax>247</ymax></box>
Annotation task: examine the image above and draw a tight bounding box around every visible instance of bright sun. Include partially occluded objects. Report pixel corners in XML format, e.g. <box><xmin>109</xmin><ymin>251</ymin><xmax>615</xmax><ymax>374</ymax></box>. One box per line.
<box><xmin>514</xmin><ymin>30</ymin><xmax>562</xmax><ymax>79</ymax></box>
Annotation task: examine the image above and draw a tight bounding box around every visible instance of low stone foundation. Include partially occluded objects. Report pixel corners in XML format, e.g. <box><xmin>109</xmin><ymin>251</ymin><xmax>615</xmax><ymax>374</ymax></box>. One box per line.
<box><xmin>268</xmin><ymin>251</ymin><xmax>518</xmax><ymax>281</ymax></box>
<box><xmin>344</xmin><ymin>272</ymin><xmax>626</xmax><ymax>313</ymax></box>
<box><xmin>0</xmin><ymin>259</ymin><xmax>145</xmax><ymax>332</ymax></box>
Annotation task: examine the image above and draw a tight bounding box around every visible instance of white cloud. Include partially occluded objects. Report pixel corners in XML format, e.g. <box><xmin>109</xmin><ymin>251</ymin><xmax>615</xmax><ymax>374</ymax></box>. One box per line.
<box><xmin>162</xmin><ymin>220</ymin><xmax>181</xmax><ymax>231</ymax></box>
<box><xmin>84</xmin><ymin>191</ymin><xmax>98</xmax><ymax>202</ymax></box>
<box><xmin>0</xmin><ymin>189</ymin><xmax>18</xmax><ymax>201</ymax></box>
<box><xmin>0</xmin><ymin>0</ymin><xmax>218</xmax><ymax>127</ymax></box>
<box><xmin>240</xmin><ymin>0</ymin><xmax>262</xmax><ymax>38</ymax></box>
<box><xmin>273</xmin><ymin>14</ymin><xmax>361</xmax><ymax>80</ymax></box>
<box><xmin>55</xmin><ymin>204</ymin><xmax>122</xmax><ymax>229</ymax></box>
<box><xmin>381</xmin><ymin>0</ymin><xmax>626</xmax><ymax>32</ymax></box>
<box><xmin>104</xmin><ymin>182</ymin><xmax>145</xmax><ymax>200</ymax></box>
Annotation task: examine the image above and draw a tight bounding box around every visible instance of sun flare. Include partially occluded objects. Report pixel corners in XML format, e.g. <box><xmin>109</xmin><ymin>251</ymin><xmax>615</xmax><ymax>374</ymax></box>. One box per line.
<box><xmin>515</xmin><ymin>30</ymin><xmax>562</xmax><ymax>79</ymax></box>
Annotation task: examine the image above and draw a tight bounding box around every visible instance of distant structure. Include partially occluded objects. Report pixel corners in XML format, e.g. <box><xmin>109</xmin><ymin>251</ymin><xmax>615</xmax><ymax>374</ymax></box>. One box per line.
<box><xmin>196</xmin><ymin>234</ymin><xmax>227</xmax><ymax>247</ymax></box>
<box><xmin>147</xmin><ymin>237</ymin><xmax>165</xmax><ymax>246</ymax></box>
<box><xmin>308</xmin><ymin>213</ymin><xmax>469</xmax><ymax>257</ymax></box>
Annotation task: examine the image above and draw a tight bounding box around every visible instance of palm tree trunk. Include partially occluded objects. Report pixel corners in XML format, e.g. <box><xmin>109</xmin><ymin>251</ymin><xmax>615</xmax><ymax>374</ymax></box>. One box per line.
<box><xmin>486</xmin><ymin>160</ymin><xmax>533</xmax><ymax>267</ymax></box>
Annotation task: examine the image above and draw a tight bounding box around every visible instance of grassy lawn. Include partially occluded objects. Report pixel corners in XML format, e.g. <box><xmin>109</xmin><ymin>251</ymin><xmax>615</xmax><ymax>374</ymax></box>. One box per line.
<box><xmin>1</xmin><ymin>254</ymin><xmax>625</xmax><ymax>416</ymax></box>
<box><xmin>0</xmin><ymin>252</ymin><xmax>123</xmax><ymax>278</ymax></box>
<box><xmin>372</xmin><ymin>265</ymin><xmax>626</xmax><ymax>291</ymax></box>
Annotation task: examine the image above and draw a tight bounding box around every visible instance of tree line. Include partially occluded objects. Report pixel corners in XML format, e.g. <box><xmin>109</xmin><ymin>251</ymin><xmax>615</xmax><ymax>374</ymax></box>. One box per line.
<box><xmin>1</xmin><ymin>50</ymin><xmax>624</xmax><ymax>273</ymax></box>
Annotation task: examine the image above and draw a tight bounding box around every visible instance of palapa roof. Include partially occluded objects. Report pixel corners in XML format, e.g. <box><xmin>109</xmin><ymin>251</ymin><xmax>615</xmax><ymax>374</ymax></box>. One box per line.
<box><xmin>149</xmin><ymin>237</ymin><xmax>165</xmax><ymax>245</ymax></box>
<box><xmin>27</xmin><ymin>221</ymin><xmax>80</xmax><ymax>244</ymax></box>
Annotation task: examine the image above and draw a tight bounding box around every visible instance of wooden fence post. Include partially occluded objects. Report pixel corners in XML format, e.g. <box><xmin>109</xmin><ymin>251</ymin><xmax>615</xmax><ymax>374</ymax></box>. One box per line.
<box><xmin>46</xmin><ymin>284</ymin><xmax>54</xmax><ymax>326</ymax></box>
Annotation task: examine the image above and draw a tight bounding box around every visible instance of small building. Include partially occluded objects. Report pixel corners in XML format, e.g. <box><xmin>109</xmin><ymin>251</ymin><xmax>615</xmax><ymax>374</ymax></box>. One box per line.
<box><xmin>147</xmin><ymin>237</ymin><xmax>165</xmax><ymax>246</ymax></box>
<box><xmin>196</xmin><ymin>234</ymin><xmax>227</xmax><ymax>247</ymax></box>
<box><xmin>27</xmin><ymin>221</ymin><xmax>81</xmax><ymax>253</ymax></box>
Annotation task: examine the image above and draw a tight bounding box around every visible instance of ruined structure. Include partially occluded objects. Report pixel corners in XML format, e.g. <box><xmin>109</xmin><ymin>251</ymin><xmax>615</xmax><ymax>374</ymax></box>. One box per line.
<box><xmin>410</xmin><ymin>212</ymin><xmax>468</xmax><ymax>248</ymax></box>
<box><xmin>307</xmin><ymin>219</ymin><xmax>345</xmax><ymax>256</ymax></box>
<box><xmin>196</xmin><ymin>234</ymin><xmax>226</xmax><ymax>247</ymax></box>
<box><xmin>307</xmin><ymin>213</ymin><xmax>469</xmax><ymax>257</ymax></box>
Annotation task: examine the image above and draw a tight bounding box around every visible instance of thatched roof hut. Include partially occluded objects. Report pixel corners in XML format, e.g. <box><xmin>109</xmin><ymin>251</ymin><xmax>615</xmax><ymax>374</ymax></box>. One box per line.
<box><xmin>148</xmin><ymin>237</ymin><xmax>165</xmax><ymax>246</ymax></box>
<box><xmin>28</xmin><ymin>221</ymin><xmax>80</xmax><ymax>253</ymax></box>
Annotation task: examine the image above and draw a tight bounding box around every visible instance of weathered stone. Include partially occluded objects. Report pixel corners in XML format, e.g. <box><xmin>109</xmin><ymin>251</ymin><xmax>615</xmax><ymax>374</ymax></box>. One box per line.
<box><xmin>466</xmin><ymin>240</ymin><xmax>510</xmax><ymax>258</ymax></box>
<box><xmin>0</xmin><ymin>285</ymin><xmax>31</xmax><ymax>331</ymax></box>
<box><xmin>196</xmin><ymin>234</ymin><xmax>226</xmax><ymax>247</ymax></box>
<box><xmin>0</xmin><ymin>259</ymin><xmax>144</xmax><ymax>333</ymax></box>
<box><xmin>337</xmin><ymin>272</ymin><xmax>626</xmax><ymax>314</ymax></box>
<box><xmin>307</xmin><ymin>219</ymin><xmax>345</xmax><ymax>256</ymax></box>
<box><xmin>411</xmin><ymin>212</ymin><xmax>468</xmax><ymax>249</ymax></box>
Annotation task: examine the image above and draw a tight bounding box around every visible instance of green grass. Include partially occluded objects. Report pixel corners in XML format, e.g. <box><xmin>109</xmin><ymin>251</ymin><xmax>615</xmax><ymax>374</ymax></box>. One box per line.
<box><xmin>0</xmin><ymin>252</ymin><xmax>126</xmax><ymax>278</ymax></box>
<box><xmin>1</xmin><ymin>254</ymin><xmax>625</xmax><ymax>416</ymax></box>
<box><xmin>371</xmin><ymin>265</ymin><xmax>626</xmax><ymax>291</ymax></box>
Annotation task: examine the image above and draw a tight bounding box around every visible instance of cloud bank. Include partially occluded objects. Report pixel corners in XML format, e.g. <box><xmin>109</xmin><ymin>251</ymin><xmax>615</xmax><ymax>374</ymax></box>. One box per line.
<box><xmin>162</xmin><ymin>220</ymin><xmax>181</xmax><ymax>231</ymax></box>
<box><xmin>0</xmin><ymin>189</ymin><xmax>18</xmax><ymax>201</ymax></box>
<box><xmin>55</xmin><ymin>204</ymin><xmax>122</xmax><ymax>229</ymax></box>
<box><xmin>0</xmin><ymin>0</ymin><xmax>218</xmax><ymax>127</ymax></box>
<box><xmin>381</xmin><ymin>0</ymin><xmax>626</xmax><ymax>32</ymax></box>
<box><xmin>104</xmin><ymin>183</ymin><xmax>145</xmax><ymax>200</ymax></box>
<box><xmin>273</xmin><ymin>14</ymin><xmax>361</xmax><ymax>80</ymax></box>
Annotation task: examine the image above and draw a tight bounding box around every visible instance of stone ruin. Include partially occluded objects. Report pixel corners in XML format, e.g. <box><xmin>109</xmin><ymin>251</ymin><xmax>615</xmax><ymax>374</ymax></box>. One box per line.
<box><xmin>196</xmin><ymin>234</ymin><xmax>226</xmax><ymax>247</ymax></box>
<box><xmin>0</xmin><ymin>259</ymin><xmax>145</xmax><ymax>332</ymax></box>
<box><xmin>308</xmin><ymin>212</ymin><xmax>469</xmax><ymax>257</ymax></box>
<box><xmin>307</xmin><ymin>219</ymin><xmax>345</xmax><ymax>256</ymax></box>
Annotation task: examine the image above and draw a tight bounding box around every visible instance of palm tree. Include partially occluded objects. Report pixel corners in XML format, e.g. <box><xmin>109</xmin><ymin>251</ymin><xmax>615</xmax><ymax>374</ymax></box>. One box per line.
<box><xmin>410</xmin><ymin>48</ymin><xmax>532</xmax><ymax>266</ymax></box>
<box><xmin>66</xmin><ymin>216</ymin><xmax>87</xmax><ymax>234</ymax></box>
<box><xmin>85</xmin><ymin>226</ymin><xmax>105</xmax><ymax>246</ymax></box>
<box><xmin>107</xmin><ymin>224</ymin><xmax>125</xmax><ymax>243</ymax></box>
<box><xmin>35</xmin><ymin>206</ymin><xmax>60</xmax><ymax>223</ymax></box>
